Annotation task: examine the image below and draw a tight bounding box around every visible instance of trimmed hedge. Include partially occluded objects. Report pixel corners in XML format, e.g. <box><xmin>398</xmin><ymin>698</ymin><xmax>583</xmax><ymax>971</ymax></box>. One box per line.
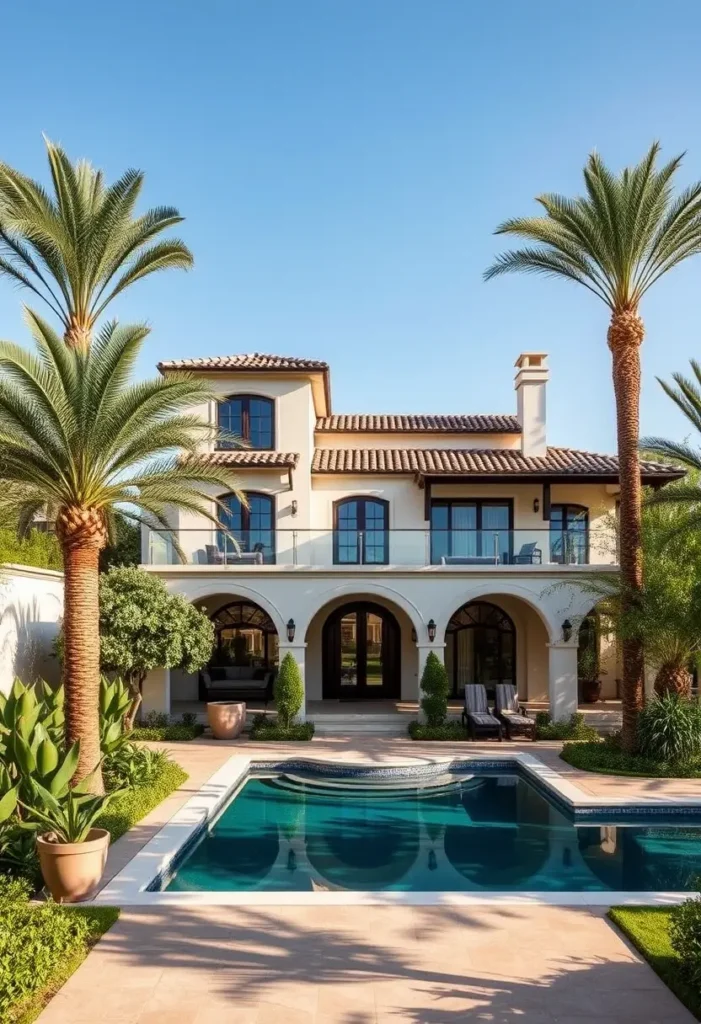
<box><xmin>561</xmin><ymin>741</ymin><xmax>701</xmax><ymax>778</ymax></box>
<box><xmin>609</xmin><ymin>907</ymin><xmax>701</xmax><ymax>1022</ymax></box>
<box><xmin>408</xmin><ymin>721</ymin><xmax>470</xmax><ymax>741</ymax></box>
<box><xmin>0</xmin><ymin>874</ymin><xmax>118</xmax><ymax>1024</ymax></box>
<box><xmin>129</xmin><ymin>724</ymin><xmax>204</xmax><ymax>742</ymax></box>
<box><xmin>98</xmin><ymin>759</ymin><xmax>188</xmax><ymax>842</ymax></box>
<box><xmin>535</xmin><ymin>711</ymin><xmax>599</xmax><ymax>742</ymax></box>
<box><xmin>249</xmin><ymin>719</ymin><xmax>315</xmax><ymax>741</ymax></box>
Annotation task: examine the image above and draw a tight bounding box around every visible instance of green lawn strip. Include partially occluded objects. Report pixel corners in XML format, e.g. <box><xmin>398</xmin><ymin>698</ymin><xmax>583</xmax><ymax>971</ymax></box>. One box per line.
<box><xmin>561</xmin><ymin>742</ymin><xmax>701</xmax><ymax>778</ymax></box>
<box><xmin>9</xmin><ymin>906</ymin><xmax>120</xmax><ymax>1024</ymax></box>
<box><xmin>608</xmin><ymin>907</ymin><xmax>701</xmax><ymax>1021</ymax></box>
<box><xmin>129</xmin><ymin>724</ymin><xmax>204</xmax><ymax>741</ymax></box>
<box><xmin>98</xmin><ymin>760</ymin><xmax>188</xmax><ymax>842</ymax></box>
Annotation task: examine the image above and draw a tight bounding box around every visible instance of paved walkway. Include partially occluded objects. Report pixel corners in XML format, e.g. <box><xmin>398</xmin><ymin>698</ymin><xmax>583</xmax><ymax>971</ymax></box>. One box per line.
<box><xmin>38</xmin><ymin>737</ymin><xmax>700</xmax><ymax>1023</ymax></box>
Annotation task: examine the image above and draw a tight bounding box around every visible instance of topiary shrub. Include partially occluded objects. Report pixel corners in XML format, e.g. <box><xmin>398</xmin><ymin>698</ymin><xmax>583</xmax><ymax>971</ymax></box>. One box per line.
<box><xmin>670</xmin><ymin>892</ymin><xmax>701</xmax><ymax>988</ymax></box>
<box><xmin>637</xmin><ymin>692</ymin><xmax>701</xmax><ymax>764</ymax></box>
<box><xmin>274</xmin><ymin>653</ymin><xmax>304</xmax><ymax>728</ymax></box>
<box><xmin>420</xmin><ymin>652</ymin><xmax>449</xmax><ymax>727</ymax></box>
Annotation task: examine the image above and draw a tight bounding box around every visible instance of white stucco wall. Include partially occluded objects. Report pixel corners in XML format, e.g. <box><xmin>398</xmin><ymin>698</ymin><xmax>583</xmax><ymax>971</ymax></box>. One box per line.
<box><xmin>0</xmin><ymin>565</ymin><xmax>64</xmax><ymax>695</ymax></box>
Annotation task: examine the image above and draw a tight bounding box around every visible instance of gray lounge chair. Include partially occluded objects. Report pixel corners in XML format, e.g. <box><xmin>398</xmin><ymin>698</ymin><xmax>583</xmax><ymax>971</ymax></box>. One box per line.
<box><xmin>462</xmin><ymin>684</ymin><xmax>503</xmax><ymax>741</ymax></box>
<box><xmin>511</xmin><ymin>542</ymin><xmax>542</xmax><ymax>565</ymax></box>
<box><xmin>495</xmin><ymin>683</ymin><xmax>536</xmax><ymax>741</ymax></box>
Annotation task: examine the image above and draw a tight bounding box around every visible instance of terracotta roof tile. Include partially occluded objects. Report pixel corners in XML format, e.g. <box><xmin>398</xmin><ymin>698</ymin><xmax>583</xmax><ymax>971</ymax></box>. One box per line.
<box><xmin>158</xmin><ymin>353</ymin><xmax>329</xmax><ymax>372</ymax></box>
<box><xmin>316</xmin><ymin>414</ymin><xmax>520</xmax><ymax>433</ymax></box>
<box><xmin>311</xmin><ymin>447</ymin><xmax>682</xmax><ymax>480</ymax></box>
<box><xmin>203</xmin><ymin>450</ymin><xmax>299</xmax><ymax>468</ymax></box>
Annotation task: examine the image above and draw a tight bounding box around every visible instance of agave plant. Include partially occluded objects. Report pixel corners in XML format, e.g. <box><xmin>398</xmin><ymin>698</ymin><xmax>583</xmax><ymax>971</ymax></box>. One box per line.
<box><xmin>21</xmin><ymin>780</ymin><xmax>121</xmax><ymax>845</ymax></box>
<box><xmin>0</xmin><ymin>316</ymin><xmax>243</xmax><ymax>789</ymax></box>
<box><xmin>485</xmin><ymin>144</ymin><xmax>701</xmax><ymax>750</ymax></box>
<box><xmin>0</xmin><ymin>138</ymin><xmax>192</xmax><ymax>349</ymax></box>
<box><xmin>99</xmin><ymin>677</ymin><xmax>132</xmax><ymax>755</ymax></box>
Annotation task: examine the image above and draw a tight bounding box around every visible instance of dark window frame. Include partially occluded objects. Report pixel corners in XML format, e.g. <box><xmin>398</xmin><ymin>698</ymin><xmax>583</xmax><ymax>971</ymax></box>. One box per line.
<box><xmin>217</xmin><ymin>490</ymin><xmax>276</xmax><ymax>564</ymax></box>
<box><xmin>550</xmin><ymin>503</ymin><xmax>589</xmax><ymax>565</ymax></box>
<box><xmin>445</xmin><ymin>599</ymin><xmax>516</xmax><ymax>699</ymax></box>
<box><xmin>217</xmin><ymin>394</ymin><xmax>275</xmax><ymax>450</ymax></box>
<box><xmin>430</xmin><ymin>498</ymin><xmax>514</xmax><ymax>564</ymax></box>
<box><xmin>332</xmin><ymin>496</ymin><xmax>390</xmax><ymax>565</ymax></box>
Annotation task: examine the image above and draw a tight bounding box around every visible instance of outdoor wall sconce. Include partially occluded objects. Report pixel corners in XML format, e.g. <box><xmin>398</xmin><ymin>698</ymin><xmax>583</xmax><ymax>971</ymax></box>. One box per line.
<box><xmin>291</xmin><ymin>500</ymin><xmax>298</xmax><ymax>517</ymax></box>
<box><xmin>533</xmin><ymin>498</ymin><xmax>540</xmax><ymax>513</ymax></box>
<box><xmin>411</xmin><ymin>627</ymin><xmax>417</xmax><ymax>643</ymax></box>
<box><xmin>562</xmin><ymin>619</ymin><xmax>573</xmax><ymax>642</ymax></box>
<box><xmin>287</xmin><ymin>619</ymin><xmax>296</xmax><ymax>642</ymax></box>
<box><xmin>427</xmin><ymin>619</ymin><xmax>437</xmax><ymax>642</ymax></box>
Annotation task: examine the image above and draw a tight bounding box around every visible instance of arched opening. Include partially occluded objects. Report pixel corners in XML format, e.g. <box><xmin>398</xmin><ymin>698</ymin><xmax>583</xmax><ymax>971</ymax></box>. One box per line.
<box><xmin>445</xmin><ymin>600</ymin><xmax>516</xmax><ymax>700</ymax></box>
<box><xmin>217</xmin><ymin>394</ymin><xmax>274</xmax><ymax>450</ymax></box>
<box><xmin>333</xmin><ymin>497</ymin><xmax>389</xmax><ymax>565</ymax></box>
<box><xmin>322</xmin><ymin>601</ymin><xmax>401</xmax><ymax>700</ymax></box>
<box><xmin>210</xmin><ymin>600</ymin><xmax>280</xmax><ymax>669</ymax></box>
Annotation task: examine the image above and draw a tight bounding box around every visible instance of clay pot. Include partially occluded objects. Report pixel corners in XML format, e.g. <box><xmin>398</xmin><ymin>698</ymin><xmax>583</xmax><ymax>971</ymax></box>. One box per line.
<box><xmin>37</xmin><ymin>828</ymin><xmax>110</xmax><ymax>903</ymax></box>
<box><xmin>207</xmin><ymin>701</ymin><xmax>246</xmax><ymax>740</ymax></box>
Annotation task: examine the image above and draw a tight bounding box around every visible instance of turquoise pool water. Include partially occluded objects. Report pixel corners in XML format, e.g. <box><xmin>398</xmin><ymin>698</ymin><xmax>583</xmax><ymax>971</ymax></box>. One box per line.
<box><xmin>164</xmin><ymin>773</ymin><xmax>701</xmax><ymax>892</ymax></box>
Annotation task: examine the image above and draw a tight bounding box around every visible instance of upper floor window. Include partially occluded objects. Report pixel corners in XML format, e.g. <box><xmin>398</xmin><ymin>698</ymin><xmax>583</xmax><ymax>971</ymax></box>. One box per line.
<box><xmin>430</xmin><ymin>500</ymin><xmax>512</xmax><ymax>565</ymax></box>
<box><xmin>214</xmin><ymin>492</ymin><xmax>275</xmax><ymax>564</ymax></box>
<box><xmin>333</xmin><ymin>497</ymin><xmax>389</xmax><ymax>565</ymax></box>
<box><xmin>218</xmin><ymin>395</ymin><xmax>274</xmax><ymax>450</ymax></box>
<box><xmin>550</xmin><ymin>504</ymin><xmax>589</xmax><ymax>565</ymax></box>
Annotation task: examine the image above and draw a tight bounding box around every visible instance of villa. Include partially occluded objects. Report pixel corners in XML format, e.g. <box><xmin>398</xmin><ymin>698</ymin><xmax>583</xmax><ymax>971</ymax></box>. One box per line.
<box><xmin>139</xmin><ymin>351</ymin><xmax>681</xmax><ymax>726</ymax></box>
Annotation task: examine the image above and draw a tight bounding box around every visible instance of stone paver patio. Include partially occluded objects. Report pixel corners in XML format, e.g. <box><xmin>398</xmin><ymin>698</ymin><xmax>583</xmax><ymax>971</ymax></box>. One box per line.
<box><xmin>37</xmin><ymin>736</ymin><xmax>700</xmax><ymax>1023</ymax></box>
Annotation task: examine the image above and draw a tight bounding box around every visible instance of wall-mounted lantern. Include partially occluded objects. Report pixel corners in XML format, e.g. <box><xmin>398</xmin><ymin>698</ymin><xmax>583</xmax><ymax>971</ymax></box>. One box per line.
<box><xmin>427</xmin><ymin>619</ymin><xmax>437</xmax><ymax>643</ymax></box>
<box><xmin>562</xmin><ymin>619</ymin><xmax>573</xmax><ymax>643</ymax></box>
<box><xmin>291</xmin><ymin>500</ymin><xmax>298</xmax><ymax>517</ymax></box>
<box><xmin>286</xmin><ymin>618</ymin><xmax>296</xmax><ymax>642</ymax></box>
<box><xmin>411</xmin><ymin>627</ymin><xmax>417</xmax><ymax>643</ymax></box>
<box><xmin>533</xmin><ymin>498</ymin><xmax>540</xmax><ymax>513</ymax></box>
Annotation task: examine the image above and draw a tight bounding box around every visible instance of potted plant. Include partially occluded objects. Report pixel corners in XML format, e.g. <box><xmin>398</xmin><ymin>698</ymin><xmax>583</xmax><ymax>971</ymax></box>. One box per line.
<box><xmin>23</xmin><ymin>779</ymin><xmax>121</xmax><ymax>903</ymax></box>
<box><xmin>578</xmin><ymin>638</ymin><xmax>603</xmax><ymax>704</ymax></box>
<box><xmin>207</xmin><ymin>700</ymin><xmax>246</xmax><ymax>740</ymax></box>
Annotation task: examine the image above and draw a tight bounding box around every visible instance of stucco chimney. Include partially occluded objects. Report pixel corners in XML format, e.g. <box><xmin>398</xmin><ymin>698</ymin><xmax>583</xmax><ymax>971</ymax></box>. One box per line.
<box><xmin>514</xmin><ymin>353</ymin><xmax>549</xmax><ymax>457</ymax></box>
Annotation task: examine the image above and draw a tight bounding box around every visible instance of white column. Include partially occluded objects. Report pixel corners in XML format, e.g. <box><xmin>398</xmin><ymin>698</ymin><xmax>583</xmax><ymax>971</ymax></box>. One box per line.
<box><xmin>141</xmin><ymin>666</ymin><xmax>171</xmax><ymax>719</ymax></box>
<box><xmin>277</xmin><ymin>642</ymin><xmax>307</xmax><ymax>722</ymax></box>
<box><xmin>416</xmin><ymin>643</ymin><xmax>446</xmax><ymax>718</ymax></box>
<box><xmin>547</xmin><ymin>642</ymin><xmax>578</xmax><ymax>722</ymax></box>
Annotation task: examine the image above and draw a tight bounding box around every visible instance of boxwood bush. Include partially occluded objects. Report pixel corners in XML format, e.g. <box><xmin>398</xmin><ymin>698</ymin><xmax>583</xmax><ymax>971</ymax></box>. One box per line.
<box><xmin>670</xmin><ymin>893</ymin><xmax>701</xmax><ymax>988</ymax></box>
<box><xmin>249</xmin><ymin>714</ymin><xmax>315</xmax><ymax>741</ymax></box>
<box><xmin>408</xmin><ymin>721</ymin><xmax>469</xmax><ymax>741</ymax></box>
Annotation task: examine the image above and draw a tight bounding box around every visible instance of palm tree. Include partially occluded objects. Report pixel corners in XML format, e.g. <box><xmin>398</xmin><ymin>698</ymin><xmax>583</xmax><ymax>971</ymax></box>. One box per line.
<box><xmin>485</xmin><ymin>143</ymin><xmax>701</xmax><ymax>751</ymax></box>
<box><xmin>0</xmin><ymin>138</ymin><xmax>193</xmax><ymax>350</ymax></box>
<box><xmin>0</xmin><ymin>310</ymin><xmax>243</xmax><ymax>789</ymax></box>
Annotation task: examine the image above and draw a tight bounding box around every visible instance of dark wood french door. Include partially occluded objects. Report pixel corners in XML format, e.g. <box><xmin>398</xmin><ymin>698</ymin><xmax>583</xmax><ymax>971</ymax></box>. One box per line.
<box><xmin>322</xmin><ymin>602</ymin><xmax>401</xmax><ymax>699</ymax></box>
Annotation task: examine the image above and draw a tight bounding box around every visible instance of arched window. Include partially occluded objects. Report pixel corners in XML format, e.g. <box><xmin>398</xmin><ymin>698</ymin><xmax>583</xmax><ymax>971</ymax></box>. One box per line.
<box><xmin>218</xmin><ymin>395</ymin><xmax>274</xmax><ymax>449</ymax></box>
<box><xmin>333</xmin><ymin>497</ymin><xmax>389</xmax><ymax>564</ymax></box>
<box><xmin>550</xmin><ymin>504</ymin><xmax>589</xmax><ymax>565</ymax></box>
<box><xmin>210</xmin><ymin>601</ymin><xmax>279</xmax><ymax>668</ymax></box>
<box><xmin>217</xmin><ymin>492</ymin><xmax>275</xmax><ymax>563</ymax></box>
<box><xmin>445</xmin><ymin>601</ymin><xmax>516</xmax><ymax>698</ymax></box>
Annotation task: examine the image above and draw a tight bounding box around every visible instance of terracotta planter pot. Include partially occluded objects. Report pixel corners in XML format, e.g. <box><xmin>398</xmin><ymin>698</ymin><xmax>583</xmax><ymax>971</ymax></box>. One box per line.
<box><xmin>37</xmin><ymin>828</ymin><xmax>110</xmax><ymax>903</ymax></box>
<box><xmin>207</xmin><ymin>700</ymin><xmax>246</xmax><ymax>740</ymax></box>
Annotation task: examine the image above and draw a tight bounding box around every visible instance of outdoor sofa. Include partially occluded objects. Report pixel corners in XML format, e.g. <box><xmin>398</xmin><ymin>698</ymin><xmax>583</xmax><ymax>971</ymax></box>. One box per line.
<box><xmin>199</xmin><ymin>666</ymin><xmax>275</xmax><ymax>704</ymax></box>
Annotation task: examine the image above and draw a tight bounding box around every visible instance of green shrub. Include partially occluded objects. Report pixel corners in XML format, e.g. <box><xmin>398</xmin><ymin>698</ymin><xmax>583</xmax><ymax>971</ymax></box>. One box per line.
<box><xmin>0</xmin><ymin>874</ymin><xmax>118</xmax><ymax>1023</ymax></box>
<box><xmin>536</xmin><ymin>711</ymin><xmax>599</xmax><ymax>741</ymax></box>
<box><xmin>97</xmin><ymin>759</ymin><xmax>187</xmax><ymax>842</ymax></box>
<box><xmin>141</xmin><ymin>710</ymin><xmax>169</xmax><ymax>729</ymax></box>
<box><xmin>408</xmin><ymin>721</ymin><xmax>469</xmax><ymax>741</ymax></box>
<box><xmin>274</xmin><ymin>653</ymin><xmax>304</xmax><ymax>728</ymax></box>
<box><xmin>129</xmin><ymin>723</ymin><xmax>204</xmax><ymax>742</ymax></box>
<box><xmin>561</xmin><ymin>740</ymin><xmax>701</xmax><ymax>777</ymax></box>
<box><xmin>0</xmin><ymin>526</ymin><xmax>62</xmax><ymax>571</ymax></box>
<box><xmin>249</xmin><ymin>713</ymin><xmax>314</xmax><ymax>741</ymax></box>
<box><xmin>103</xmin><ymin>744</ymin><xmax>170</xmax><ymax>791</ymax></box>
<box><xmin>637</xmin><ymin>692</ymin><xmax>701</xmax><ymax>763</ymax></box>
<box><xmin>670</xmin><ymin>894</ymin><xmax>701</xmax><ymax>988</ymax></box>
<box><xmin>420</xmin><ymin>652</ymin><xmax>450</xmax><ymax>727</ymax></box>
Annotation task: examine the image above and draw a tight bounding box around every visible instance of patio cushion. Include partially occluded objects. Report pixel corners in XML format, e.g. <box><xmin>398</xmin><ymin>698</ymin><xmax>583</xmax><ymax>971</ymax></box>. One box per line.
<box><xmin>464</xmin><ymin>685</ymin><xmax>489</xmax><ymax>713</ymax></box>
<box><xmin>468</xmin><ymin>712</ymin><xmax>500</xmax><ymax>727</ymax></box>
<box><xmin>495</xmin><ymin>683</ymin><xmax>520</xmax><ymax>713</ymax></box>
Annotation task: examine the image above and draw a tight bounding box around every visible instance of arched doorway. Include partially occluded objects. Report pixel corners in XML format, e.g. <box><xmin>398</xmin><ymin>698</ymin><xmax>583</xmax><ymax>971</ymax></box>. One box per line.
<box><xmin>445</xmin><ymin>600</ymin><xmax>516</xmax><ymax>699</ymax></box>
<box><xmin>209</xmin><ymin>600</ymin><xmax>279</xmax><ymax>669</ymax></box>
<box><xmin>322</xmin><ymin>602</ymin><xmax>401</xmax><ymax>700</ymax></box>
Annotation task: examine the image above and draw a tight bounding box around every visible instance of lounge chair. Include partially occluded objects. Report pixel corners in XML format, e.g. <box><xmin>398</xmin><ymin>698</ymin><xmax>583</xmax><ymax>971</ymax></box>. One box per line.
<box><xmin>510</xmin><ymin>542</ymin><xmax>542</xmax><ymax>565</ymax></box>
<box><xmin>462</xmin><ymin>685</ymin><xmax>503</xmax><ymax>741</ymax></box>
<box><xmin>495</xmin><ymin>683</ymin><xmax>536</xmax><ymax>741</ymax></box>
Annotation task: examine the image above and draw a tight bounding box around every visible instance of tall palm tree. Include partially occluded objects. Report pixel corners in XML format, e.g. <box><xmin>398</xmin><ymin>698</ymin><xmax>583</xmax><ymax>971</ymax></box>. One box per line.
<box><xmin>0</xmin><ymin>138</ymin><xmax>193</xmax><ymax>350</ymax></box>
<box><xmin>485</xmin><ymin>143</ymin><xmax>701</xmax><ymax>751</ymax></box>
<box><xmin>0</xmin><ymin>310</ymin><xmax>243</xmax><ymax>789</ymax></box>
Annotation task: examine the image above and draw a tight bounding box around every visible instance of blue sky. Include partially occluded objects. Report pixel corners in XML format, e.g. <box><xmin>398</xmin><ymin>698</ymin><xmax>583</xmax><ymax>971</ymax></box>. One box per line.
<box><xmin>2</xmin><ymin>0</ymin><xmax>701</xmax><ymax>452</ymax></box>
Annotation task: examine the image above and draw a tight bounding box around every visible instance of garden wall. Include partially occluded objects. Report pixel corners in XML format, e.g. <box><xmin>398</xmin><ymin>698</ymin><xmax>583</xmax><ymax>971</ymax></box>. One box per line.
<box><xmin>0</xmin><ymin>564</ymin><xmax>64</xmax><ymax>694</ymax></box>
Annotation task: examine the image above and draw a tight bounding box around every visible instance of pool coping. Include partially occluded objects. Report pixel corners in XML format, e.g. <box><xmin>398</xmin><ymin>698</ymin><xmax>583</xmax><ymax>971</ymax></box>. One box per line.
<box><xmin>95</xmin><ymin>751</ymin><xmax>701</xmax><ymax>907</ymax></box>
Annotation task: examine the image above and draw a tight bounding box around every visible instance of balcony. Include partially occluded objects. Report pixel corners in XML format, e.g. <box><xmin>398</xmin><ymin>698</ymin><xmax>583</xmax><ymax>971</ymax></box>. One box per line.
<box><xmin>145</xmin><ymin>527</ymin><xmax>615</xmax><ymax>569</ymax></box>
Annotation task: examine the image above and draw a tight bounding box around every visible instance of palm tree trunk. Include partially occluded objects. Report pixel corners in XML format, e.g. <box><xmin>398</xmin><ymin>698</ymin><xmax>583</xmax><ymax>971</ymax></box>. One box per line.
<box><xmin>64</xmin><ymin>316</ymin><xmax>91</xmax><ymax>351</ymax></box>
<box><xmin>654</xmin><ymin>661</ymin><xmax>691</xmax><ymax>697</ymax></box>
<box><xmin>58</xmin><ymin>508</ymin><xmax>107</xmax><ymax>793</ymax></box>
<box><xmin>609</xmin><ymin>309</ymin><xmax>645</xmax><ymax>753</ymax></box>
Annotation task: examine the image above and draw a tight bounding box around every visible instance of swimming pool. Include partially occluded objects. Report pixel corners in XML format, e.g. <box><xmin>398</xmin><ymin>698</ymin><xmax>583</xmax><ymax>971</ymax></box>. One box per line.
<box><xmin>160</xmin><ymin>770</ymin><xmax>701</xmax><ymax>894</ymax></box>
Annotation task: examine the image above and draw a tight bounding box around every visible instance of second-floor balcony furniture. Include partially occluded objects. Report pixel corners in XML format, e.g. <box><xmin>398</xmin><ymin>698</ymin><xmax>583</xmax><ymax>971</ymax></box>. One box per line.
<box><xmin>218</xmin><ymin>493</ymin><xmax>276</xmax><ymax>564</ymax></box>
<box><xmin>205</xmin><ymin>544</ymin><xmax>264</xmax><ymax>566</ymax></box>
<box><xmin>441</xmin><ymin>554</ymin><xmax>498</xmax><ymax>566</ymax></box>
<box><xmin>511</xmin><ymin>542</ymin><xmax>542</xmax><ymax>565</ymax></box>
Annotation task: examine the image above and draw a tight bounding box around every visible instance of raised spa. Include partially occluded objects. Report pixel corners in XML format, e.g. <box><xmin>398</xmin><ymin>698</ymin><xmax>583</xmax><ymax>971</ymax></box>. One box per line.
<box><xmin>159</xmin><ymin>771</ymin><xmax>701</xmax><ymax>893</ymax></box>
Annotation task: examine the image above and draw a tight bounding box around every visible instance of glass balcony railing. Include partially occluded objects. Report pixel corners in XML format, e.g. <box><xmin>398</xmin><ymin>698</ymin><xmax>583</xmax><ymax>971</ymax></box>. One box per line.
<box><xmin>145</xmin><ymin>528</ymin><xmax>615</xmax><ymax>568</ymax></box>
